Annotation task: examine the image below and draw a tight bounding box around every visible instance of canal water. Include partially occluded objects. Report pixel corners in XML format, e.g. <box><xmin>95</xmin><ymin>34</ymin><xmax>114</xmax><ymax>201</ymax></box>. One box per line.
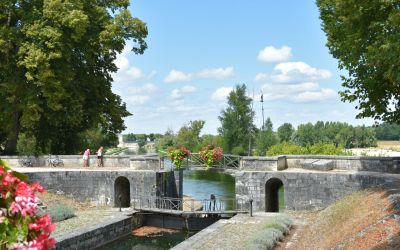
<box><xmin>98</xmin><ymin>170</ymin><xmax>236</xmax><ymax>249</ymax></box>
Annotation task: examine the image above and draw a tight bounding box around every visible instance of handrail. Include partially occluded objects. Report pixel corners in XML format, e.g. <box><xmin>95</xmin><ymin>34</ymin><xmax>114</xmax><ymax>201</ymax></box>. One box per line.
<box><xmin>133</xmin><ymin>195</ymin><xmax>249</xmax><ymax>213</ymax></box>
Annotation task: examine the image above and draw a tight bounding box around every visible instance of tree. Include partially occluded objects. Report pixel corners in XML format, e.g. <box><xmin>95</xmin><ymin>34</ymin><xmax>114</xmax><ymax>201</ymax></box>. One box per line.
<box><xmin>277</xmin><ymin>123</ymin><xmax>294</xmax><ymax>142</ymax></box>
<box><xmin>155</xmin><ymin>129</ymin><xmax>176</xmax><ymax>151</ymax></box>
<box><xmin>218</xmin><ymin>84</ymin><xmax>255</xmax><ymax>154</ymax></box>
<box><xmin>375</xmin><ymin>122</ymin><xmax>400</xmax><ymax>140</ymax></box>
<box><xmin>176</xmin><ymin>120</ymin><xmax>205</xmax><ymax>152</ymax></box>
<box><xmin>255</xmin><ymin>118</ymin><xmax>278</xmax><ymax>155</ymax></box>
<box><xmin>317</xmin><ymin>0</ymin><xmax>400</xmax><ymax>123</ymax></box>
<box><xmin>0</xmin><ymin>1</ymin><xmax>148</xmax><ymax>154</ymax></box>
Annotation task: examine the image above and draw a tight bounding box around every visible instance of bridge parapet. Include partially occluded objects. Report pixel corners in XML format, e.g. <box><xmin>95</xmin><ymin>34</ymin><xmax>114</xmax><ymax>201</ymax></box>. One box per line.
<box><xmin>240</xmin><ymin>155</ymin><xmax>400</xmax><ymax>174</ymax></box>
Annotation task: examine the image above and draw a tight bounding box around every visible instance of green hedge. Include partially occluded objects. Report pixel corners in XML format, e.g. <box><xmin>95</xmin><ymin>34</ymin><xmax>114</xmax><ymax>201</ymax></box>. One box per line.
<box><xmin>267</xmin><ymin>142</ymin><xmax>352</xmax><ymax>156</ymax></box>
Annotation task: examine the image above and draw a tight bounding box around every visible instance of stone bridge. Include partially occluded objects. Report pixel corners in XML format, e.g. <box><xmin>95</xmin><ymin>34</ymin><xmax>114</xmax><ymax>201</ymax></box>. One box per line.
<box><xmin>6</xmin><ymin>154</ymin><xmax>400</xmax><ymax>212</ymax></box>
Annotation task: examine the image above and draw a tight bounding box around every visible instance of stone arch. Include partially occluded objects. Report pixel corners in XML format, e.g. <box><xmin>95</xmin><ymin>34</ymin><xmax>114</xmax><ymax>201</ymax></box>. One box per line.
<box><xmin>265</xmin><ymin>177</ymin><xmax>284</xmax><ymax>212</ymax></box>
<box><xmin>114</xmin><ymin>176</ymin><xmax>130</xmax><ymax>207</ymax></box>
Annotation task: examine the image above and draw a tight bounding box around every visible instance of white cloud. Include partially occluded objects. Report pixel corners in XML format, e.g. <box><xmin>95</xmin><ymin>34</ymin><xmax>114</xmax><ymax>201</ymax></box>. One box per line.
<box><xmin>128</xmin><ymin>84</ymin><xmax>159</xmax><ymax>94</ymax></box>
<box><xmin>164</xmin><ymin>70</ymin><xmax>192</xmax><ymax>83</ymax></box>
<box><xmin>292</xmin><ymin>88</ymin><xmax>337</xmax><ymax>103</ymax></box>
<box><xmin>254</xmin><ymin>73</ymin><xmax>268</xmax><ymax>82</ymax></box>
<box><xmin>211</xmin><ymin>87</ymin><xmax>233</xmax><ymax>101</ymax></box>
<box><xmin>181</xmin><ymin>85</ymin><xmax>196</xmax><ymax>93</ymax></box>
<box><xmin>164</xmin><ymin>67</ymin><xmax>234</xmax><ymax>83</ymax></box>
<box><xmin>260</xmin><ymin>82</ymin><xmax>337</xmax><ymax>103</ymax></box>
<box><xmin>125</xmin><ymin>95</ymin><xmax>150</xmax><ymax>105</ymax></box>
<box><xmin>170</xmin><ymin>85</ymin><xmax>197</xmax><ymax>99</ymax></box>
<box><xmin>112</xmin><ymin>43</ymin><xmax>155</xmax><ymax>83</ymax></box>
<box><xmin>257</xmin><ymin>45</ymin><xmax>292</xmax><ymax>63</ymax></box>
<box><xmin>272</xmin><ymin>61</ymin><xmax>332</xmax><ymax>83</ymax></box>
<box><xmin>197</xmin><ymin>67</ymin><xmax>234</xmax><ymax>79</ymax></box>
<box><xmin>126</xmin><ymin>66</ymin><xmax>143</xmax><ymax>79</ymax></box>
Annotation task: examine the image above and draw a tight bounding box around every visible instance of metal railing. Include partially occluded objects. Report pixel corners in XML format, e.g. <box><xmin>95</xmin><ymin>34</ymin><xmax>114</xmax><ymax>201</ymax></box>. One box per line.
<box><xmin>160</xmin><ymin>153</ymin><xmax>241</xmax><ymax>169</ymax></box>
<box><xmin>133</xmin><ymin>195</ymin><xmax>249</xmax><ymax>213</ymax></box>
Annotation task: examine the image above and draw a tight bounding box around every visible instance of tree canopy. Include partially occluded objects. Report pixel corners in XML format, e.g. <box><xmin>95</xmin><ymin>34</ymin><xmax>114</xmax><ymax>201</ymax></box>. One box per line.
<box><xmin>176</xmin><ymin>120</ymin><xmax>205</xmax><ymax>152</ymax></box>
<box><xmin>0</xmin><ymin>0</ymin><xmax>147</xmax><ymax>154</ymax></box>
<box><xmin>317</xmin><ymin>0</ymin><xmax>400</xmax><ymax>123</ymax></box>
<box><xmin>218</xmin><ymin>84</ymin><xmax>255</xmax><ymax>155</ymax></box>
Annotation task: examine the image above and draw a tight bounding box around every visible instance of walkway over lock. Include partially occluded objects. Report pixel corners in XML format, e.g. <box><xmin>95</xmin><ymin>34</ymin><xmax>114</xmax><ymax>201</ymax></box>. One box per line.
<box><xmin>160</xmin><ymin>153</ymin><xmax>241</xmax><ymax>169</ymax></box>
<box><xmin>133</xmin><ymin>195</ymin><xmax>249</xmax><ymax>216</ymax></box>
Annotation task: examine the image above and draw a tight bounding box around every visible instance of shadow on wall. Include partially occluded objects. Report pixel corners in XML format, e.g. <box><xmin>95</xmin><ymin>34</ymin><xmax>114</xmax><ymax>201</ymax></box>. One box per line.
<box><xmin>114</xmin><ymin>176</ymin><xmax>130</xmax><ymax>207</ymax></box>
<box><xmin>265</xmin><ymin>178</ymin><xmax>284</xmax><ymax>212</ymax></box>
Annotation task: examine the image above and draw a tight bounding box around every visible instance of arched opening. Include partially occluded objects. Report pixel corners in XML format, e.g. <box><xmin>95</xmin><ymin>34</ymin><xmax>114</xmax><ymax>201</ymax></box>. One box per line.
<box><xmin>265</xmin><ymin>178</ymin><xmax>284</xmax><ymax>212</ymax></box>
<box><xmin>114</xmin><ymin>176</ymin><xmax>130</xmax><ymax>207</ymax></box>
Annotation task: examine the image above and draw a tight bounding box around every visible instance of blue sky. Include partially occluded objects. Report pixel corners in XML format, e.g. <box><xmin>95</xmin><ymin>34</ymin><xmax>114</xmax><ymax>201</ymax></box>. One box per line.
<box><xmin>112</xmin><ymin>0</ymin><xmax>373</xmax><ymax>135</ymax></box>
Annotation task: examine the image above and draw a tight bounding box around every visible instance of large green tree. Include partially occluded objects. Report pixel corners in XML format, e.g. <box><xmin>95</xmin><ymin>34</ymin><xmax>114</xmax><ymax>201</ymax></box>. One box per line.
<box><xmin>176</xmin><ymin>120</ymin><xmax>205</xmax><ymax>152</ymax></box>
<box><xmin>277</xmin><ymin>123</ymin><xmax>294</xmax><ymax>142</ymax></box>
<box><xmin>317</xmin><ymin>0</ymin><xmax>400</xmax><ymax>123</ymax></box>
<box><xmin>218</xmin><ymin>84</ymin><xmax>255</xmax><ymax>154</ymax></box>
<box><xmin>0</xmin><ymin>0</ymin><xmax>147</xmax><ymax>154</ymax></box>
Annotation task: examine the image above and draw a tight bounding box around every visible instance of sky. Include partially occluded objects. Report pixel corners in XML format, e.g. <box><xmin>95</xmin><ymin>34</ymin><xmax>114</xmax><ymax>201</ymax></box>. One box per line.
<box><xmin>111</xmin><ymin>0</ymin><xmax>373</xmax><ymax>135</ymax></box>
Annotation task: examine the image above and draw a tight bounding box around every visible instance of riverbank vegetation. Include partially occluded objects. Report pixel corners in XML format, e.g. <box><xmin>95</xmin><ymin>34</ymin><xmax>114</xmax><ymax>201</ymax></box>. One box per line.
<box><xmin>289</xmin><ymin>189</ymin><xmax>400</xmax><ymax>249</ymax></box>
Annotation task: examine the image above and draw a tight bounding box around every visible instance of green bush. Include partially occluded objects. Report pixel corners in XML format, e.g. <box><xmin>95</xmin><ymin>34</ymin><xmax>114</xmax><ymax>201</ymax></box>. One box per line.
<box><xmin>45</xmin><ymin>203</ymin><xmax>75</xmax><ymax>222</ymax></box>
<box><xmin>232</xmin><ymin>145</ymin><xmax>246</xmax><ymax>156</ymax></box>
<box><xmin>266</xmin><ymin>142</ymin><xmax>352</xmax><ymax>156</ymax></box>
<box><xmin>246</xmin><ymin>214</ymin><xmax>293</xmax><ymax>250</ymax></box>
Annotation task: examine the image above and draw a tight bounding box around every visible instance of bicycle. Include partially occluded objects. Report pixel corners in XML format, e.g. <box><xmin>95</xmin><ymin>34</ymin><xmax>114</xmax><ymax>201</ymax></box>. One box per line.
<box><xmin>18</xmin><ymin>156</ymin><xmax>35</xmax><ymax>167</ymax></box>
<box><xmin>46</xmin><ymin>155</ymin><xmax>64</xmax><ymax>167</ymax></box>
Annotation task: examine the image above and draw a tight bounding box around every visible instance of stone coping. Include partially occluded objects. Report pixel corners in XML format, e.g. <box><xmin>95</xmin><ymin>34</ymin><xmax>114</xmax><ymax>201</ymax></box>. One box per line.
<box><xmin>242</xmin><ymin>155</ymin><xmax>400</xmax><ymax>160</ymax></box>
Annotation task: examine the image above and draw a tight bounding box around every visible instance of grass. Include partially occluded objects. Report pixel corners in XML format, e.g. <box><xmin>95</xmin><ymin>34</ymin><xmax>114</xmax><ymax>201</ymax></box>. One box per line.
<box><xmin>377</xmin><ymin>140</ymin><xmax>400</xmax><ymax>152</ymax></box>
<box><xmin>292</xmin><ymin>189</ymin><xmax>400</xmax><ymax>250</ymax></box>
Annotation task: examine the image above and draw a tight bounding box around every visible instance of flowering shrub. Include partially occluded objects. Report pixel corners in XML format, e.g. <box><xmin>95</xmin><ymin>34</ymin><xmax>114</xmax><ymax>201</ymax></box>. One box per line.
<box><xmin>168</xmin><ymin>146</ymin><xmax>190</xmax><ymax>169</ymax></box>
<box><xmin>0</xmin><ymin>160</ymin><xmax>56</xmax><ymax>249</ymax></box>
<box><xmin>199</xmin><ymin>145</ymin><xmax>223</xmax><ymax>169</ymax></box>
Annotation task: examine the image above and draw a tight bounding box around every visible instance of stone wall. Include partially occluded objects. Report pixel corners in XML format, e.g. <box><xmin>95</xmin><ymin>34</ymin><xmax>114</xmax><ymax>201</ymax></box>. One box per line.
<box><xmin>236</xmin><ymin>171</ymin><xmax>400</xmax><ymax>211</ymax></box>
<box><xmin>240</xmin><ymin>155</ymin><xmax>400</xmax><ymax>174</ymax></box>
<box><xmin>1</xmin><ymin>155</ymin><xmax>161</xmax><ymax>170</ymax></box>
<box><xmin>55</xmin><ymin>213</ymin><xmax>133</xmax><ymax>250</ymax></box>
<box><xmin>25</xmin><ymin>170</ymin><xmax>159</xmax><ymax>205</ymax></box>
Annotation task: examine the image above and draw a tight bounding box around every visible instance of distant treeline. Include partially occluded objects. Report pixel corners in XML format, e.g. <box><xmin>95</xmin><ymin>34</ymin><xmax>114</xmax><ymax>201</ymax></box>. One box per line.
<box><xmin>122</xmin><ymin>121</ymin><xmax>399</xmax><ymax>156</ymax></box>
<box><xmin>375</xmin><ymin>122</ymin><xmax>400</xmax><ymax>140</ymax></box>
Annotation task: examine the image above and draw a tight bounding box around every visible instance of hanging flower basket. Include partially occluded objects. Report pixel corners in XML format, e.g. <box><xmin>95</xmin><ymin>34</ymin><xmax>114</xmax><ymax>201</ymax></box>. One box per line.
<box><xmin>199</xmin><ymin>145</ymin><xmax>223</xmax><ymax>169</ymax></box>
<box><xmin>168</xmin><ymin>146</ymin><xmax>191</xmax><ymax>169</ymax></box>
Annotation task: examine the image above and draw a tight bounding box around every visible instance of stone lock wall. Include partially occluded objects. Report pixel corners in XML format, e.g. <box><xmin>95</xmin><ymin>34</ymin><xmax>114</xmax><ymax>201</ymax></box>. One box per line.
<box><xmin>1</xmin><ymin>155</ymin><xmax>161</xmax><ymax>170</ymax></box>
<box><xmin>236</xmin><ymin>171</ymin><xmax>400</xmax><ymax>211</ymax></box>
<box><xmin>24</xmin><ymin>170</ymin><xmax>183</xmax><ymax>205</ymax></box>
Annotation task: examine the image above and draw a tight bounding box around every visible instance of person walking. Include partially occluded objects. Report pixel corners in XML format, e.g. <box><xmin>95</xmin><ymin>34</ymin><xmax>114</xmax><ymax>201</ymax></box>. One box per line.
<box><xmin>83</xmin><ymin>148</ymin><xmax>90</xmax><ymax>167</ymax></box>
<box><xmin>97</xmin><ymin>146</ymin><xmax>104</xmax><ymax>167</ymax></box>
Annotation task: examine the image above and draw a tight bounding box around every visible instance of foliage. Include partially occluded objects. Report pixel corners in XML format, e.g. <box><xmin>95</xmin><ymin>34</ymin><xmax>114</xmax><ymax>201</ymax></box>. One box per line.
<box><xmin>155</xmin><ymin>129</ymin><xmax>176</xmax><ymax>151</ymax></box>
<box><xmin>176</xmin><ymin>120</ymin><xmax>205</xmax><ymax>152</ymax></box>
<box><xmin>16</xmin><ymin>133</ymin><xmax>41</xmax><ymax>156</ymax></box>
<box><xmin>78</xmin><ymin>126</ymin><xmax>119</xmax><ymax>154</ymax></box>
<box><xmin>168</xmin><ymin>146</ymin><xmax>190</xmax><ymax>169</ymax></box>
<box><xmin>0</xmin><ymin>0</ymin><xmax>148</xmax><ymax>154</ymax></box>
<box><xmin>218</xmin><ymin>84</ymin><xmax>255</xmax><ymax>154</ymax></box>
<box><xmin>0</xmin><ymin>163</ymin><xmax>55</xmax><ymax>249</ymax></box>
<box><xmin>105</xmin><ymin>147</ymin><xmax>128</xmax><ymax>155</ymax></box>
<box><xmin>293</xmin><ymin>121</ymin><xmax>377</xmax><ymax>148</ymax></box>
<box><xmin>255</xmin><ymin>118</ymin><xmax>278</xmax><ymax>156</ymax></box>
<box><xmin>42</xmin><ymin>203</ymin><xmax>75</xmax><ymax>223</ymax></box>
<box><xmin>231</xmin><ymin>145</ymin><xmax>247</xmax><ymax>156</ymax></box>
<box><xmin>267</xmin><ymin>142</ymin><xmax>351</xmax><ymax>156</ymax></box>
<box><xmin>375</xmin><ymin>122</ymin><xmax>400</xmax><ymax>140</ymax></box>
<box><xmin>317</xmin><ymin>0</ymin><xmax>400</xmax><ymax>123</ymax></box>
<box><xmin>246</xmin><ymin>214</ymin><xmax>293</xmax><ymax>250</ymax></box>
<box><xmin>277</xmin><ymin>123</ymin><xmax>294</xmax><ymax>142</ymax></box>
<box><xmin>200</xmin><ymin>134</ymin><xmax>224</xmax><ymax>149</ymax></box>
<box><xmin>199</xmin><ymin>145</ymin><xmax>223</xmax><ymax>169</ymax></box>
